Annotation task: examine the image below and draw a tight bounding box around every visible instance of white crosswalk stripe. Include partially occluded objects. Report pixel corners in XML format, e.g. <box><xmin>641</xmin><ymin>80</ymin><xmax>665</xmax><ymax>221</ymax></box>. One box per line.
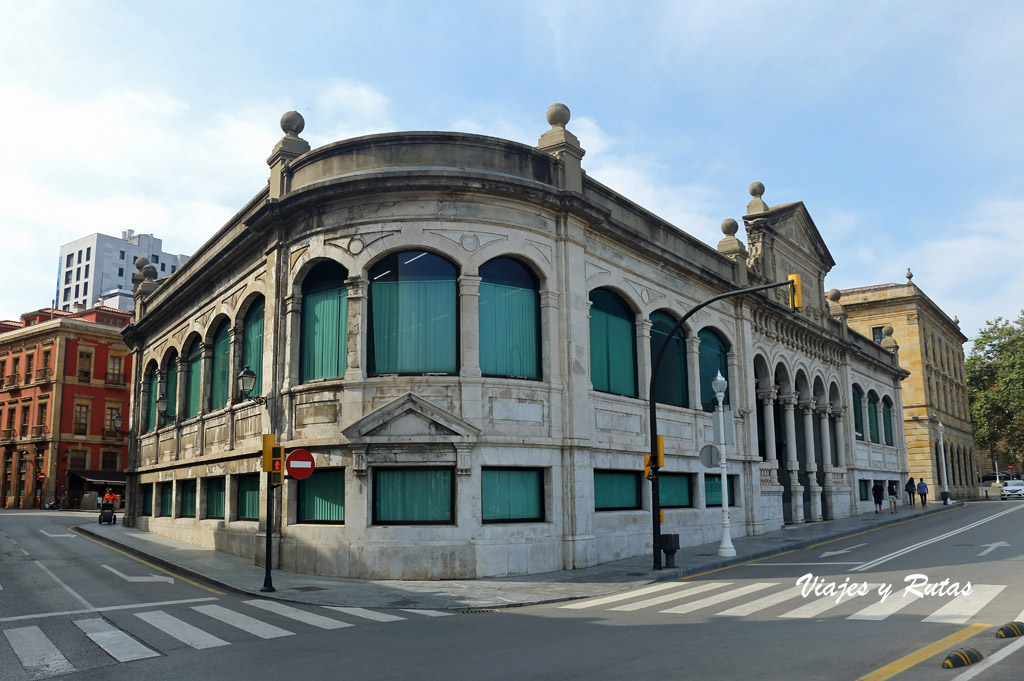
<box><xmin>192</xmin><ymin>604</ymin><xmax>294</xmax><ymax>638</ymax></box>
<box><xmin>136</xmin><ymin>610</ymin><xmax>229</xmax><ymax>649</ymax></box>
<box><xmin>847</xmin><ymin>590</ymin><xmax>923</xmax><ymax>621</ymax></box>
<box><xmin>922</xmin><ymin>584</ymin><xmax>1005</xmax><ymax>624</ymax></box>
<box><xmin>74</xmin><ymin>618</ymin><xmax>160</xmax><ymax>662</ymax></box>
<box><xmin>608</xmin><ymin>582</ymin><xmax>731</xmax><ymax>612</ymax></box>
<box><xmin>323</xmin><ymin>606</ymin><xmax>406</xmax><ymax>622</ymax></box>
<box><xmin>3</xmin><ymin>625</ymin><xmax>76</xmax><ymax>677</ymax></box>
<box><xmin>660</xmin><ymin>583</ymin><xmax>778</xmax><ymax>615</ymax></box>
<box><xmin>559</xmin><ymin>582</ymin><xmax>683</xmax><ymax>610</ymax></box>
<box><xmin>717</xmin><ymin>586</ymin><xmax>805</xmax><ymax>617</ymax></box>
<box><xmin>244</xmin><ymin>600</ymin><xmax>352</xmax><ymax>629</ymax></box>
<box><xmin>780</xmin><ymin>584</ymin><xmax>880</xmax><ymax>619</ymax></box>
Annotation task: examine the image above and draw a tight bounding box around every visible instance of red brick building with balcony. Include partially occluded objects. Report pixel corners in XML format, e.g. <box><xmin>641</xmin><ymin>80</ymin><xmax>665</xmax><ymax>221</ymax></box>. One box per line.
<box><xmin>0</xmin><ymin>306</ymin><xmax>132</xmax><ymax>508</ymax></box>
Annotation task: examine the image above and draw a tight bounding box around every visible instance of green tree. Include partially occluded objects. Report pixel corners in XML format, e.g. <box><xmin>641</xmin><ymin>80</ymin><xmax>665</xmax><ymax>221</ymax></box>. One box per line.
<box><xmin>966</xmin><ymin>311</ymin><xmax>1024</xmax><ymax>471</ymax></box>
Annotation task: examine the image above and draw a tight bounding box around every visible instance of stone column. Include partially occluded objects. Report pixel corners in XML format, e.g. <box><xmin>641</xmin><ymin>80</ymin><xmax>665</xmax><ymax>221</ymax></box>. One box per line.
<box><xmin>801</xmin><ymin>401</ymin><xmax>822</xmax><ymax>521</ymax></box>
<box><xmin>539</xmin><ymin>290</ymin><xmax>561</xmax><ymax>388</ymax></box>
<box><xmin>686</xmin><ymin>336</ymin><xmax>701</xmax><ymax>411</ymax></box>
<box><xmin>817</xmin><ymin>405</ymin><xmax>833</xmax><ymax>479</ymax></box>
<box><xmin>584</xmin><ymin>300</ymin><xmax>594</xmax><ymax>390</ymax></box>
<box><xmin>344</xmin><ymin>277</ymin><xmax>367</xmax><ymax>381</ymax></box>
<box><xmin>282</xmin><ymin>294</ymin><xmax>300</xmax><ymax>391</ymax></box>
<box><xmin>834</xmin><ymin>408</ymin><xmax>847</xmax><ymax>470</ymax></box>
<box><xmin>781</xmin><ymin>394</ymin><xmax>803</xmax><ymax>524</ymax></box>
<box><xmin>228</xmin><ymin>326</ymin><xmax>243</xmax><ymax>405</ymax></box>
<box><xmin>636</xmin><ymin>319</ymin><xmax>652</xmax><ymax>401</ymax></box>
<box><xmin>757</xmin><ymin>388</ymin><xmax>778</xmax><ymax>467</ymax></box>
<box><xmin>458</xmin><ymin>275</ymin><xmax>482</xmax><ymax>378</ymax></box>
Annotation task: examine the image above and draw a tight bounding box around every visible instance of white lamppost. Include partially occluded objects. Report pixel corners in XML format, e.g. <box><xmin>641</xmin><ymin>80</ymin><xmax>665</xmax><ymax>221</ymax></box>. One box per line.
<box><xmin>713</xmin><ymin>371</ymin><xmax>735</xmax><ymax>557</ymax></box>
<box><xmin>936</xmin><ymin>419</ymin><xmax>950</xmax><ymax>505</ymax></box>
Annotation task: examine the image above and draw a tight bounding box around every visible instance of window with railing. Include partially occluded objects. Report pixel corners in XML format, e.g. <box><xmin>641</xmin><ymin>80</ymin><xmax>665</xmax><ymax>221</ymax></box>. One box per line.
<box><xmin>24</xmin><ymin>355</ymin><xmax>33</xmax><ymax>383</ymax></box>
<box><xmin>103</xmin><ymin>407</ymin><xmax>122</xmax><ymax>439</ymax></box>
<box><xmin>105</xmin><ymin>356</ymin><xmax>125</xmax><ymax>385</ymax></box>
<box><xmin>20</xmin><ymin>407</ymin><xmax>29</xmax><ymax>437</ymax></box>
<box><xmin>73</xmin><ymin>404</ymin><xmax>89</xmax><ymax>435</ymax></box>
<box><xmin>101</xmin><ymin>451</ymin><xmax>119</xmax><ymax>470</ymax></box>
<box><xmin>68</xmin><ymin>449</ymin><xmax>87</xmax><ymax>469</ymax></box>
<box><xmin>30</xmin><ymin>424</ymin><xmax>47</xmax><ymax>438</ymax></box>
<box><xmin>78</xmin><ymin>351</ymin><xmax>92</xmax><ymax>381</ymax></box>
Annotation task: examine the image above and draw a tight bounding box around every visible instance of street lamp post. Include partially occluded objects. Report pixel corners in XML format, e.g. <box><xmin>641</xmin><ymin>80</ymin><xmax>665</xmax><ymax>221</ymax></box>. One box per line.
<box><xmin>713</xmin><ymin>372</ymin><xmax>736</xmax><ymax>557</ymax></box>
<box><xmin>238</xmin><ymin>365</ymin><xmax>274</xmax><ymax>592</ymax></box>
<box><xmin>936</xmin><ymin>419</ymin><xmax>950</xmax><ymax>505</ymax></box>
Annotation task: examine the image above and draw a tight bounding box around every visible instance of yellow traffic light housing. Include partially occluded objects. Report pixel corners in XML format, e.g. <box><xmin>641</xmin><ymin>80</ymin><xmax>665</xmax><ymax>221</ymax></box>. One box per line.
<box><xmin>270</xmin><ymin>447</ymin><xmax>284</xmax><ymax>486</ymax></box>
<box><xmin>262</xmin><ymin>434</ymin><xmax>276</xmax><ymax>472</ymax></box>
<box><xmin>787</xmin><ymin>273</ymin><xmax>803</xmax><ymax>310</ymax></box>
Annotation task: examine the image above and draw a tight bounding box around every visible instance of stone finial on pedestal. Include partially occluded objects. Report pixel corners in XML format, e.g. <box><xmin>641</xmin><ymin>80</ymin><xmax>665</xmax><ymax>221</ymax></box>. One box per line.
<box><xmin>906</xmin><ymin>268</ymin><xmax>913</xmax><ymax>283</ymax></box>
<box><xmin>268</xmin><ymin>111</ymin><xmax>311</xmax><ymax>200</ymax></box>
<box><xmin>717</xmin><ymin>218</ymin><xmax>749</xmax><ymax>284</ymax></box>
<box><xmin>747</xmin><ymin>181</ymin><xmax>769</xmax><ymax>214</ymax></box>
<box><xmin>827</xmin><ymin>288</ymin><xmax>847</xmax><ymax>329</ymax></box>
<box><xmin>537</xmin><ymin>103</ymin><xmax>586</xmax><ymax>193</ymax></box>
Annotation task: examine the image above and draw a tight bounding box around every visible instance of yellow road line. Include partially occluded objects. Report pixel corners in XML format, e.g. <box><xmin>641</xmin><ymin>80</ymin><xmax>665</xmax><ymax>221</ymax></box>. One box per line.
<box><xmin>855</xmin><ymin>623</ymin><xmax>990</xmax><ymax>681</ymax></box>
<box><xmin>70</xmin><ymin>527</ymin><xmax>223</xmax><ymax>595</ymax></box>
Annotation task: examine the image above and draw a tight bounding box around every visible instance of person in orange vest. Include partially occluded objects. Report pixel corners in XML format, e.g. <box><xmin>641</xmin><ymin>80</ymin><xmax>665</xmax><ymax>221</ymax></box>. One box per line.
<box><xmin>103</xmin><ymin>489</ymin><xmax>118</xmax><ymax>505</ymax></box>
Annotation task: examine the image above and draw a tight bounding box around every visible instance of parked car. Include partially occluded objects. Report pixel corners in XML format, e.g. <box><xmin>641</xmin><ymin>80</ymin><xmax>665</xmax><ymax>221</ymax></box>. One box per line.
<box><xmin>1001</xmin><ymin>480</ymin><xmax>1024</xmax><ymax>500</ymax></box>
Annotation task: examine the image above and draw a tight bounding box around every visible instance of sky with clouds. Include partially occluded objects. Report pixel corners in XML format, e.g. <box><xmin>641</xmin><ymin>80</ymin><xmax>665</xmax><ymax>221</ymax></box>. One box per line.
<box><xmin>1</xmin><ymin>0</ymin><xmax>1021</xmax><ymax>348</ymax></box>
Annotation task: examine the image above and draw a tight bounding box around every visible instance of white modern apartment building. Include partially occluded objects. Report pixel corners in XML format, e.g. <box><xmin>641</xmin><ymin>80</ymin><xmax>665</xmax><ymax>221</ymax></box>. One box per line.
<box><xmin>57</xmin><ymin>231</ymin><xmax>190</xmax><ymax>312</ymax></box>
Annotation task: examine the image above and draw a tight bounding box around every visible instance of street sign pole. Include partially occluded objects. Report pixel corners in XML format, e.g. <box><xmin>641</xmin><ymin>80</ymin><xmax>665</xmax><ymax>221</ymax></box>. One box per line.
<box><xmin>262</xmin><ymin>473</ymin><xmax>274</xmax><ymax>592</ymax></box>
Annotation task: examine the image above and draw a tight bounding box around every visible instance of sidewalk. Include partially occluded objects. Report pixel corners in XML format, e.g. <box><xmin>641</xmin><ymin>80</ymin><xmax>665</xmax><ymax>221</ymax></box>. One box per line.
<box><xmin>76</xmin><ymin>501</ymin><xmax>966</xmax><ymax>611</ymax></box>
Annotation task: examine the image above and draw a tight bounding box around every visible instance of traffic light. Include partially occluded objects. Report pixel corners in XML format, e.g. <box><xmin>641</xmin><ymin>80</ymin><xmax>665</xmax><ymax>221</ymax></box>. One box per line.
<box><xmin>787</xmin><ymin>273</ymin><xmax>803</xmax><ymax>310</ymax></box>
<box><xmin>262</xmin><ymin>434</ymin><xmax>276</xmax><ymax>472</ymax></box>
<box><xmin>269</xmin><ymin>447</ymin><xmax>284</xmax><ymax>486</ymax></box>
<box><xmin>645</xmin><ymin>437</ymin><xmax>666</xmax><ymax>480</ymax></box>
<box><xmin>644</xmin><ymin>456</ymin><xmax>657</xmax><ymax>479</ymax></box>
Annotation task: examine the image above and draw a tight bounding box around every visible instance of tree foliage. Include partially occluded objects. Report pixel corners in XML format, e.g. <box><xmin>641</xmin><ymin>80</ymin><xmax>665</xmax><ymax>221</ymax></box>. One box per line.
<box><xmin>966</xmin><ymin>311</ymin><xmax>1024</xmax><ymax>467</ymax></box>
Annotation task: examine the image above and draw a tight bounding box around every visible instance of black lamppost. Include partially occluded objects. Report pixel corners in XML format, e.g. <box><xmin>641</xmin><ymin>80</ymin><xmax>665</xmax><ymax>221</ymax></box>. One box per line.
<box><xmin>238</xmin><ymin>365</ymin><xmax>275</xmax><ymax>592</ymax></box>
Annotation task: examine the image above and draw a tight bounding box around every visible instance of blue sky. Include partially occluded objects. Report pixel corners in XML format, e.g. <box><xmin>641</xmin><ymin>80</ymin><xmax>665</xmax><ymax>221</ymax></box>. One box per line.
<box><xmin>1</xmin><ymin>0</ymin><xmax>1021</xmax><ymax>346</ymax></box>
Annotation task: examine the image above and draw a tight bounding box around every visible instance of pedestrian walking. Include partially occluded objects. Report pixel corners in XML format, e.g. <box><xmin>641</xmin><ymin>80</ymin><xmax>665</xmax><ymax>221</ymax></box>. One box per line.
<box><xmin>917</xmin><ymin>479</ymin><xmax>929</xmax><ymax>507</ymax></box>
<box><xmin>905</xmin><ymin>477</ymin><xmax>916</xmax><ymax>506</ymax></box>
<box><xmin>872</xmin><ymin>481</ymin><xmax>885</xmax><ymax>513</ymax></box>
<box><xmin>887</xmin><ymin>481</ymin><xmax>900</xmax><ymax>513</ymax></box>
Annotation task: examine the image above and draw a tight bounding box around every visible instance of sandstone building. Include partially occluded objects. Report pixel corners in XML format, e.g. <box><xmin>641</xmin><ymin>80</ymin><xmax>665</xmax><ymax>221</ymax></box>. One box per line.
<box><xmin>122</xmin><ymin>106</ymin><xmax>909</xmax><ymax>579</ymax></box>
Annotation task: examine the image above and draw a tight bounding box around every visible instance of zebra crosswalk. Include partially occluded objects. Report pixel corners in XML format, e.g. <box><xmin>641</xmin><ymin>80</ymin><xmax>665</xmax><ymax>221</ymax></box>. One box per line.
<box><xmin>0</xmin><ymin>601</ymin><xmax>455</xmax><ymax>680</ymax></box>
<box><xmin>560</xmin><ymin>580</ymin><xmax>1019</xmax><ymax>625</ymax></box>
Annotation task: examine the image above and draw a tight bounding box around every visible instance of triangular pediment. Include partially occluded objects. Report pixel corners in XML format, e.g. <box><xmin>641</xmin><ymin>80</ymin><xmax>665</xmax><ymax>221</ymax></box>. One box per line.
<box><xmin>745</xmin><ymin>201</ymin><xmax>835</xmax><ymax>271</ymax></box>
<box><xmin>342</xmin><ymin>392</ymin><xmax>480</xmax><ymax>444</ymax></box>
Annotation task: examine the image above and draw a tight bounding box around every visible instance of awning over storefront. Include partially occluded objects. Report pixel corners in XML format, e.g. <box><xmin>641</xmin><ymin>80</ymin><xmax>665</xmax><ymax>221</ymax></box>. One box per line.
<box><xmin>68</xmin><ymin>470</ymin><xmax>126</xmax><ymax>486</ymax></box>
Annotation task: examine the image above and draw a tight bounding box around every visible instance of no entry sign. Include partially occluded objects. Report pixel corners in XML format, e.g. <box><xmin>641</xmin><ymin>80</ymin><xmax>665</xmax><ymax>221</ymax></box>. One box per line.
<box><xmin>36</xmin><ymin>473</ymin><xmax>45</xmax><ymax>482</ymax></box>
<box><xmin>286</xmin><ymin>449</ymin><xmax>315</xmax><ymax>480</ymax></box>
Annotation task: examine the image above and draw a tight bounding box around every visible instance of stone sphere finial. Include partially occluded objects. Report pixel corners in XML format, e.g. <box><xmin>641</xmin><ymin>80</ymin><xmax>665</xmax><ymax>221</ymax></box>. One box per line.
<box><xmin>142</xmin><ymin>264</ymin><xmax>158</xmax><ymax>281</ymax></box>
<box><xmin>749</xmin><ymin>181</ymin><xmax>765</xmax><ymax>198</ymax></box>
<box><xmin>281</xmin><ymin>111</ymin><xmax>305</xmax><ymax>136</ymax></box>
<box><xmin>134</xmin><ymin>256</ymin><xmax>150</xmax><ymax>271</ymax></box>
<box><xmin>906</xmin><ymin>267</ymin><xmax>913</xmax><ymax>283</ymax></box>
<box><xmin>827</xmin><ymin>288</ymin><xmax>841</xmax><ymax>302</ymax></box>
<box><xmin>721</xmin><ymin>218</ymin><xmax>738</xmax><ymax>236</ymax></box>
<box><xmin>954</xmin><ymin>316</ymin><xmax>960</xmax><ymax>325</ymax></box>
<box><xmin>546</xmin><ymin>103</ymin><xmax>571</xmax><ymax>127</ymax></box>
<box><xmin>883</xmin><ymin>325</ymin><xmax>894</xmax><ymax>337</ymax></box>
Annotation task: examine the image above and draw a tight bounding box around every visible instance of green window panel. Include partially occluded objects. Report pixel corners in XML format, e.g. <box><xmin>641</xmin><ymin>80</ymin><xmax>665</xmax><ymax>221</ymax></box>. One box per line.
<box><xmin>140</xmin><ymin>484</ymin><xmax>153</xmax><ymax>516</ymax></box>
<box><xmin>650</xmin><ymin>311</ymin><xmax>688</xmax><ymax>408</ymax></box>
<box><xmin>588</xmin><ymin>289</ymin><xmax>637</xmax><ymax>397</ymax></box>
<box><xmin>158</xmin><ymin>482</ymin><xmax>173</xmax><ymax>517</ymax></box>
<box><xmin>301</xmin><ymin>265</ymin><xmax>348</xmax><ymax>382</ymax></box>
<box><xmin>479</xmin><ymin>257</ymin><xmax>540</xmax><ymax>379</ymax></box>
<box><xmin>164</xmin><ymin>357</ymin><xmax>177</xmax><ymax>421</ymax></box>
<box><xmin>482</xmin><ymin>468</ymin><xmax>544</xmax><ymax>522</ymax></box>
<box><xmin>882</xmin><ymin>398</ymin><xmax>894</xmax><ymax>446</ymax></box>
<box><xmin>183</xmin><ymin>340</ymin><xmax>201</xmax><ymax>419</ymax></box>
<box><xmin>594</xmin><ymin>470</ymin><xmax>641</xmax><ymax>510</ymax></box>
<box><xmin>660</xmin><ymin>473</ymin><xmax>693</xmax><ymax>508</ymax></box>
<box><xmin>208</xmin><ymin>320</ymin><xmax>230</xmax><ymax>411</ymax></box>
<box><xmin>852</xmin><ymin>385</ymin><xmax>865</xmax><ymax>440</ymax></box>
<box><xmin>242</xmin><ymin>298</ymin><xmax>265</xmax><ymax>396</ymax></box>
<box><xmin>236</xmin><ymin>474</ymin><xmax>260</xmax><ymax>521</ymax></box>
<box><xmin>698</xmin><ymin>328</ymin><xmax>729</xmax><ymax>412</ymax></box>
<box><xmin>146</xmin><ymin>368</ymin><xmax>158</xmax><ymax>432</ymax></box>
<box><xmin>704</xmin><ymin>474</ymin><xmax>736</xmax><ymax>507</ymax></box>
<box><xmin>373</xmin><ymin>468</ymin><xmax>453</xmax><ymax>524</ymax></box>
<box><xmin>868</xmin><ymin>392</ymin><xmax>880</xmax><ymax>443</ymax></box>
<box><xmin>298</xmin><ymin>469</ymin><xmax>345</xmax><ymax>523</ymax></box>
<box><xmin>179</xmin><ymin>479</ymin><xmax>196</xmax><ymax>518</ymax></box>
<box><xmin>206</xmin><ymin>477</ymin><xmax>225</xmax><ymax>519</ymax></box>
<box><xmin>859</xmin><ymin>479</ymin><xmax>870</xmax><ymax>501</ymax></box>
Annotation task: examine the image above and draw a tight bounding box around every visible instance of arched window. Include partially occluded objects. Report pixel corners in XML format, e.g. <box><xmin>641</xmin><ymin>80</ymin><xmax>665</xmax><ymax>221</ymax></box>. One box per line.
<box><xmin>164</xmin><ymin>351</ymin><xmax>178</xmax><ymax>422</ymax></box>
<box><xmin>207</xmin><ymin>319</ymin><xmax>230</xmax><ymax>411</ymax></box>
<box><xmin>182</xmin><ymin>337</ymin><xmax>201</xmax><ymax>419</ymax></box>
<box><xmin>867</xmin><ymin>391</ymin><xmax>880</xmax><ymax>443</ymax></box>
<box><xmin>588</xmin><ymin>288</ymin><xmax>636</xmax><ymax>397</ymax></box>
<box><xmin>882</xmin><ymin>397</ymin><xmax>894</xmax><ymax>446</ymax></box>
<box><xmin>479</xmin><ymin>257</ymin><xmax>540</xmax><ymax>379</ymax></box>
<box><xmin>146</xmin><ymin>364</ymin><xmax>158</xmax><ymax>432</ymax></box>
<box><xmin>698</xmin><ymin>328</ymin><xmax>729</xmax><ymax>412</ymax></box>
<box><xmin>242</xmin><ymin>297</ymin><xmax>265</xmax><ymax>396</ymax></box>
<box><xmin>852</xmin><ymin>385</ymin><xmax>864</xmax><ymax>440</ymax></box>
<box><xmin>369</xmin><ymin>251</ymin><xmax>457</xmax><ymax>375</ymax></box>
<box><xmin>301</xmin><ymin>262</ymin><xmax>349</xmax><ymax>382</ymax></box>
<box><xmin>650</xmin><ymin>311</ymin><xmax>687</xmax><ymax>408</ymax></box>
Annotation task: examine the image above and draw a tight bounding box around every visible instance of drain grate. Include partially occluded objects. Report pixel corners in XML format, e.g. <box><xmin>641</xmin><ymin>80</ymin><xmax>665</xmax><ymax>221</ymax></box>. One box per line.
<box><xmin>291</xmin><ymin>586</ymin><xmax>327</xmax><ymax>592</ymax></box>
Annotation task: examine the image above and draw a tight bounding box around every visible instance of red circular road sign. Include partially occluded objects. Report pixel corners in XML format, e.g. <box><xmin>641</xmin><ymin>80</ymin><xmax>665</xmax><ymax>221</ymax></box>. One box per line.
<box><xmin>36</xmin><ymin>473</ymin><xmax>46</xmax><ymax>481</ymax></box>
<box><xmin>286</xmin><ymin>449</ymin><xmax>315</xmax><ymax>480</ymax></box>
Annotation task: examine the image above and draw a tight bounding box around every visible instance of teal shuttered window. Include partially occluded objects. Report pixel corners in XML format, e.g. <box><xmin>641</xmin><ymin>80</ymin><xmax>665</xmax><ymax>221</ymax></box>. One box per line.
<box><xmin>698</xmin><ymin>328</ymin><xmax>729</xmax><ymax>412</ymax></box>
<box><xmin>236</xmin><ymin>474</ymin><xmax>260</xmax><ymax>521</ymax></box>
<box><xmin>482</xmin><ymin>468</ymin><xmax>544</xmax><ymax>522</ymax></box>
<box><xmin>660</xmin><ymin>473</ymin><xmax>693</xmax><ymax>508</ymax></box>
<box><xmin>373</xmin><ymin>468</ymin><xmax>453</xmax><ymax>524</ymax></box>
<box><xmin>594</xmin><ymin>470</ymin><xmax>641</xmax><ymax>510</ymax></box>
<box><xmin>301</xmin><ymin>263</ymin><xmax>348</xmax><ymax>382</ymax></box>
<box><xmin>146</xmin><ymin>368</ymin><xmax>158</xmax><ymax>432</ymax></box>
<box><xmin>369</xmin><ymin>252</ymin><xmax>457</xmax><ymax>375</ymax></box>
<box><xmin>140</xmin><ymin>484</ymin><xmax>153</xmax><ymax>516</ymax></box>
<box><xmin>179</xmin><ymin>480</ymin><xmax>196</xmax><ymax>518</ymax></box>
<box><xmin>183</xmin><ymin>340</ymin><xmax>201</xmax><ymax>419</ymax></box>
<box><xmin>208</xmin><ymin>320</ymin><xmax>230</xmax><ymax>411</ymax></box>
<box><xmin>589</xmin><ymin>289</ymin><xmax>636</xmax><ymax>397</ymax></box>
<box><xmin>704</xmin><ymin>474</ymin><xmax>736</xmax><ymax>507</ymax></box>
<box><xmin>650</xmin><ymin>311</ymin><xmax>688</xmax><ymax>408</ymax></box>
<box><xmin>852</xmin><ymin>385</ymin><xmax>864</xmax><ymax>440</ymax></box>
<box><xmin>479</xmin><ymin>257</ymin><xmax>540</xmax><ymax>379</ymax></box>
<box><xmin>158</xmin><ymin>482</ymin><xmax>173</xmax><ymax>517</ymax></box>
<box><xmin>164</xmin><ymin>356</ymin><xmax>177</xmax><ymax>421</ymax></box>
<box><xmin>882</xmin><ymin>398</ymin><xmax>894</xmax><ymax>446</ymax></box>
<box><xmin>868</xmin><ymin>392</ymin><xmax>880</xmax><ymax>443</ymax></box>
<box><xmin>206</xmin><ymin>477</ymin><xmax>225</xmax><ymax>519</ymax></box>
<box><xmin>298</xmin><ymin>469</ymin><xmax>345</xmax><ymax>523</ymax></box>
<box><xmin>242</xmin><ymin>298</ymin><xmax>264</xmax><ymax>396</ymax></box>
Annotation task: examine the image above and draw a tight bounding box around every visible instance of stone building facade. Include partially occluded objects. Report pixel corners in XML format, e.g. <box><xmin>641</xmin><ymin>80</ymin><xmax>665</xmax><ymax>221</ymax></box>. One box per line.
<box><xmin>840</xmin><ymin>273</ymin><xmax>976</xmax><ymax>499</ymax></box>
<box><xmin>122</xmin><ymin>106</ymin><xmax>909</xmax><ymax>579</ymax></box>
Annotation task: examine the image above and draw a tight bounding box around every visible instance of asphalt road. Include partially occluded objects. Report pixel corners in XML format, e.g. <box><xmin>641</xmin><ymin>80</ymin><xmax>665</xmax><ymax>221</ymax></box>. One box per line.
<box><xmin>3</xmin><ymin>503</ymin><xmax>1024</xmax><ymax>681</ymax></box>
